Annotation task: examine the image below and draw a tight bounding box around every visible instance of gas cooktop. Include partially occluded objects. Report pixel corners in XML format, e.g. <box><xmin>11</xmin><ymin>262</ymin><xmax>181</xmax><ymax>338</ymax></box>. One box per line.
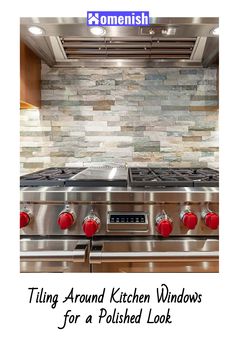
<box><xmin>20</xmin><ymin>166</ymin><xmax>219</xmax><ymax>240</ymax></box>
<box><xmin>20</xmin><ymin>167</ymin><xmax>219</xmax><ymax>188</ymax></box>
<box><xmin>129</xmin><ymin>168</ymin><xmax>219</xmax><ymax>188</ymax></box>
<box><xmin>20</xmin><ymin>167</ymin><xmax>128</xmax><ymax>187</ymax></box>
<box><xmin>20</xmin><ymin>167</ymin><xmax>85</xmax><ymax>187</ymax></box>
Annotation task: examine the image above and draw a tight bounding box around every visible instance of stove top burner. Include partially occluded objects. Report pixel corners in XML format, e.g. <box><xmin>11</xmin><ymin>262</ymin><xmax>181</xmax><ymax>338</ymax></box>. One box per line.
<box><xmin>20</xmin><ymin>168</ymin><xmax>86</xmax><ymax>187</ymax></box>
<box><xmin>129</xmin><ymin>168</ymin><xmax>219</xmax><ymax>188</ymax></box>
<box><xmin>21</xmin><ymin>167</ymin><xmax>219</xmax><ymax>188</ymax></box>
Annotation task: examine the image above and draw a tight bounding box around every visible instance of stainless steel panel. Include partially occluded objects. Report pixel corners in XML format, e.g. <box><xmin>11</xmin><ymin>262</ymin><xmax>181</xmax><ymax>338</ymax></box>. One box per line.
<box><xmin>20</xmin><ymin>238</ymin><xmax>90</xmax><ymax>272</ymax></box>
<box><xmin>91</xmin><ymin>260</ymin><xmax>218</xmax><ymax>273</ymax></box>
<box><xmin>49</xmin><ymin>36</ymin><xmax>67</xmax><ymax>60</ymax></box>
<box><xmin>19</xmin><ymin>237</ymin><xmax>219</xmax><ymax>272</ymax></box>
<box><xmin>20</xmin><ymin>19</ymin><xmax>218</xmax><ymax>38</ymax></box>
<box><xmin>190</xmin><ymin>37</ymin><xmax>207</xmax><ymax>60</ymax></box>
<box><xmin>20</xmin><ymin>18</ymin><xmax>219</xmax><ymax>26</ymax></box>
<box><xmin>90</xmin><ymin>240</ymin><xmax>218</xmax><ymax>263</ymax></box>
<box><xmin>202</xmin><ymin>37</ymin><xmax>219</xmax><ymax>67</ymax></box>
<box><xmin>20</xmin><ymin>184</ymin><xmax>219</xmax><ymax>236</ymax></box>
<box><xmin>53</xmin><ymin>59</ymin><xmax>203</xmax><ymax>68</ymax></box>
<box><xmin>20</xmin><ymin>202</ymin><xmax>219</xmax><ymax>236</ymax></box>
<box><xmin>20</xmin><ymin>22</ymin><xmax>219</xmax><ymax>38</ymax></box>
<box><xmin>70</xmin><ymin>167</ymin><xmax>128</xmax><ymax>182</ymax></box>
<box><xmin>91</xmin><ymin>237</ymin><xmax>219</xmax><ymax>272</ymax></box>
<box><xmin>20</xmin><ymin>186</ymin><xmax>219</xmax><ymax>204</ymax></box>
<box><xmin>20</xmin><ymin>17</ymin><xmax>218</xmax><ymax>67</ymax></box>
<box><xmin>20</xmin><ymin>34</ymin><xmax>55</xmax><ymax>67</ymax></box>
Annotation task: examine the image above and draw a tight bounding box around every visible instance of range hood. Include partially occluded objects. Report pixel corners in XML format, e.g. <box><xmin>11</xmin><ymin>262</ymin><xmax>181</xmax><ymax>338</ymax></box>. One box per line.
<box><xmin>20</xmin><ymin>17</ymin><xmax>219</xmax><ymax>68</ymax></box>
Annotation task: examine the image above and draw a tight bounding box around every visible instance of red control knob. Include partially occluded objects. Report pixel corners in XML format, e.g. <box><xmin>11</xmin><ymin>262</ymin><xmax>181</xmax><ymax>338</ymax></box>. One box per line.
<box><xmin>182</xmin><ymin>212</ymin><xmax>198</xmax><ymax>230</ymax></box>
<box><xmin>57</xmin><ymin>212</ymin><xmax>74</xmax><ymax>230</ymax></box>
<box><xmin>83</xmin><ymin>217</ymin><xmax>100</xmax><ymax>238</ymax></box>
<box><xmin>20</xmin><ymin>211</ymin><xmax>30</xmax><ymax>228</ymax></box>
<box><xmin>204</xmin><ymin>212</ymin><xmax>219</xmax><ymax>230</ymax></box>
<box><xmin>156</xmin><ymin>219</ymin><xmax>173</xmax><ymax>238</ymax></box>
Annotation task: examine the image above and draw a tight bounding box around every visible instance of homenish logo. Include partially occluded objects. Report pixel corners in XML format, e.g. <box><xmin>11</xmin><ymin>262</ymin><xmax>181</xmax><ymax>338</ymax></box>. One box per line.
<box><xmin>87</xmin><ymin>11</ymin><xmax>149</xmax><ymax>26</ymax></box>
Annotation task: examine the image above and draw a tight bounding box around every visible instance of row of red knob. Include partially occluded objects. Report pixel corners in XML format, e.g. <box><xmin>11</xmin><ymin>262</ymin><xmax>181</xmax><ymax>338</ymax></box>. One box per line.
<box><xmin>20</xmin><ymin>210</ymin><xmax>219</xmax><ymax>238</ymax></box>
<box><xmin>57</xmin><ymin>212</ymin><xmax>101</xmax><ymax>237</ymax></box>
<box><xmin>20</xmin><ymin>211</ymin><xmax>100</xmax><ymax>238</ymax></box>
<box><xmin>156</xmin><ymin>211</ymin><xmax>219</xmax><ymax>237</ymax></box>
<box><xmin>182</xmin><ymin>211</ymin><xmax>219</xmax><ymax>230</ymax></box>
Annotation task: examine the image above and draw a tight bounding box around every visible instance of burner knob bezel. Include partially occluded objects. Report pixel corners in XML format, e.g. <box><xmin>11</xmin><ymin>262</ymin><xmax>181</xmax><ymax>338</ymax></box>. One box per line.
<box><xmin>180</xmin><ymin>209</ymin><xmax>198</xmax><ymax>230</ymax></box>
<box><xmin>82</xmin><ymin>214</ymin><xmax>100</xmax><ymax>238</ymax></box>
<box><xmin>57</xmin><ymin>208</ymin><xmax>76</xmax><ymax>230</ymax></box>
<box><xmin>202</xmin><ymin>209</ymin><xmax>219</xmax><ymax>230</ymax></box>
<box><xmin>20</xmin><ymin>210</ymin><xmax>31</xmax><ymax>228</ymax></box>
<box><xmin>155</xmin><ymin>214</ymin><xmax>173</xmax><ymax>238</ymax></box>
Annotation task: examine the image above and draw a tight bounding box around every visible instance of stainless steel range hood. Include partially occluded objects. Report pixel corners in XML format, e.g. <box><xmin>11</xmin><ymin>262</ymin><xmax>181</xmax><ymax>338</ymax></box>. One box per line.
<box><xmin>20</xmin><ymin>17</ymin><xmax>219</xmax><ymax>68</ymax></box>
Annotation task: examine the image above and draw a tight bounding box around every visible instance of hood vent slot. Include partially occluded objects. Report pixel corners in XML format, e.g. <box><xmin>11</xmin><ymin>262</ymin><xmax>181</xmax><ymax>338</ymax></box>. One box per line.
<box><xmin>60</xmin><ymin>37</ymin><xmax>196</xmax><ymax>60</ymax></box>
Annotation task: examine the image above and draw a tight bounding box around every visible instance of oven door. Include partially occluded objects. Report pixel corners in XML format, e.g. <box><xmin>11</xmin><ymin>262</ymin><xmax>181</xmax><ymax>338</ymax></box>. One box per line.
<box><xmin>90</xmin><ymin>237</ymin><xmax>219</xmax><ymax>273</ymax></box>
<box><xmin>20</xmin><ymin>237</ymin><xmax>90</xmax><ymax>272</ymax></box>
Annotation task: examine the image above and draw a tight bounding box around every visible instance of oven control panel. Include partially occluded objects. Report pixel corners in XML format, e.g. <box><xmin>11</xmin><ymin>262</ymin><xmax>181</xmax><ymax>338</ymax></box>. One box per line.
<box><xmin>110</xmin><ymin>214</ymin><xmax>146</xmax><ymax>223</ymax></box>
<box><xmin>107</xmin><ymin>212</ymin><xmax>148</xmax><ymax>232</ymax></box>
<box><xmin>20</xmin><ymin>203</ymin><xmax>219</xmax><ymax>237</ymax></box>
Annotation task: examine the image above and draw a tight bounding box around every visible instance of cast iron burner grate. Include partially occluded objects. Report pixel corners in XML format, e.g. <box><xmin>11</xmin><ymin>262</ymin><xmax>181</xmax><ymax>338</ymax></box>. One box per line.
<box><xmin>20</xmin><ymin>168</ymin><xmax>86</xmax><ymax>187</ymax></box>
<box><xmin>129</xmin><ymin>168</ymin><xmax>219</xmax><ymax>188</ymax></box>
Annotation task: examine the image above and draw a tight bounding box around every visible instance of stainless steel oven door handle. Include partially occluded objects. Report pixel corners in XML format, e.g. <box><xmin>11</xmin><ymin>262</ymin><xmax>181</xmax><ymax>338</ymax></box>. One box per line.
<box><xmin>89</xmin><ymin>246</ymin><xmax>219</xmax><ymax>264</ymax></box>
<box><xmin>20</xmin><ymin>244</ymin><xmax>88</xmax><ymax>263</ymax></box>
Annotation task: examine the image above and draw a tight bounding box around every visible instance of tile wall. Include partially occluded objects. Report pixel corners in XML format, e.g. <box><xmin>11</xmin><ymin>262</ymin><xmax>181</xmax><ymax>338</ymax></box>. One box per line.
<box><xmin>20</xmin><ymin>63</ymin><xmax>218</xmax><ymax>174</ymax></box>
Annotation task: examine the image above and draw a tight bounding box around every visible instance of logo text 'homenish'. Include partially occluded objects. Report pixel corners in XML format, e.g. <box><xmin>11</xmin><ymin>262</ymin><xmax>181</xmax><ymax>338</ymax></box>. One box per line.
<box><xmin>87</xmin><ymin>11</ymin><xmax>149</xmax><ymax>26</ymax></box>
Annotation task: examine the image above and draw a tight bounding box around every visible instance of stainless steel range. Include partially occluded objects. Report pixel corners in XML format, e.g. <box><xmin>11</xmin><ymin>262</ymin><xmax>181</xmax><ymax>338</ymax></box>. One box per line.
<box><xmin>20</xmin><ymin>167</ymin><xmax>219</xmax><ymax>273</ymax></box>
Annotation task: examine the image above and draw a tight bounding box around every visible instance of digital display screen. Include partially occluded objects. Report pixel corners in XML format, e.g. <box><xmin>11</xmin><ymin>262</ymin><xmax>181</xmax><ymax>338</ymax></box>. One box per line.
<box><xmin>109</xmin><ymin>214</ymin><xmax>146</xmax><ymax>223</ymax></box>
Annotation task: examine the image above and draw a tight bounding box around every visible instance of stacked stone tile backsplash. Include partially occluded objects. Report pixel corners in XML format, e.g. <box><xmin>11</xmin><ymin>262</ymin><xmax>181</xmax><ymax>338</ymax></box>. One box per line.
<box><xmin>20</xmin><ymin>63</ymin><xmax>218</xmax><ymax>174</ymax></box>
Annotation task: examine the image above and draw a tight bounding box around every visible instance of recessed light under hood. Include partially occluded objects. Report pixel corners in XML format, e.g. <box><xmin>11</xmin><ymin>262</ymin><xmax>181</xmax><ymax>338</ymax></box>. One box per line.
<box><xmin>89</xmin><ymin>26</ymin><xmax>106</xmax><ymax>36</ymax></box>
<box><xmin>161</xmin><ymin>27</ymin><xmax>177</xmax><ymax>36</ymax></box>
<box><xmin>28</xmin><ymin>26</ymin><xmax>45</xmax><ymax>35</ymax></box>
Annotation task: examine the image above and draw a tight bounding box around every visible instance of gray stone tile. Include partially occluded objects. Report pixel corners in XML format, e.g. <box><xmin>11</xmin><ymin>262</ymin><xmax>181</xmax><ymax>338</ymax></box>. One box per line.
<box><xmin>145</xmin><ymin>74</ymin><xmax>167</xmax><ymax>80</ymax></box>
<box><xmin>20</xmin><ymin>66</ymin><xmax>218</xmax><ymax>173</ymax></box>
<box><xmin>161</xmin><ymin>105</ymin><xmax>189</xmax><ymax>111</ymax></box>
